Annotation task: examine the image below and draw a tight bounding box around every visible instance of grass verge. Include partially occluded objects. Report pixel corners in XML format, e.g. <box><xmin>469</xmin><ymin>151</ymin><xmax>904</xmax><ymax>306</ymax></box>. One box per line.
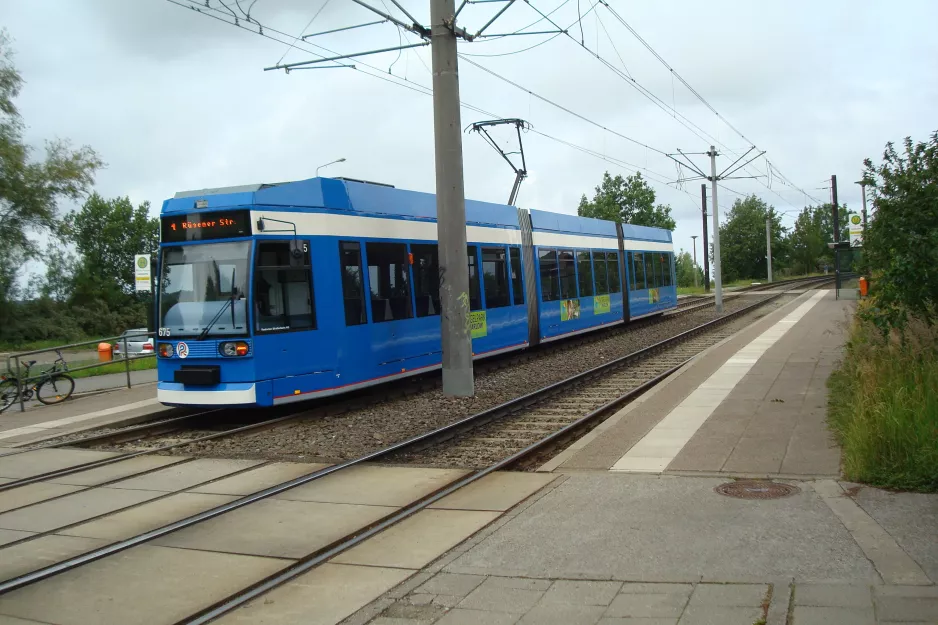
<box><xmin>827</xmin><ymin>308</ymin><xmax>938</xmax><ymax>491</ymax></box>
<box><xmin>65</xmin><ymin>356</ymin><xmax>157</xmax><ymax>380</ymax></box>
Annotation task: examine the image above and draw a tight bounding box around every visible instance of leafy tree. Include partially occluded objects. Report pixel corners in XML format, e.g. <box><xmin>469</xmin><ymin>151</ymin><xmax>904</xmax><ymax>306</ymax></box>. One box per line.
<box><xmin>674</xmin><ymin>250</ymin><xmax>703</xmax><ymax>288</ymax></box>
<box><xmin>861</xmin><ymin>131</ymin><xmax>938</xmax><ymax>329</ymax></box>
<box><xmin>0</xmin><ymin>31</ymin><xmax>102</xmax><ymax>339</ymax></box>
<box><xmin>578</xmin><ymin>171</ymin><xmax>676</xmax><ymax>230</ymax></box>
<box><xmin>63</xmin><ymin>194</ymin><xmax>159</xmax><ymax>335</ymax></box>
<box><xmin>717</xmin><ymin>195</ymin><xmax>786</xmax><ymax>283</ymax></box>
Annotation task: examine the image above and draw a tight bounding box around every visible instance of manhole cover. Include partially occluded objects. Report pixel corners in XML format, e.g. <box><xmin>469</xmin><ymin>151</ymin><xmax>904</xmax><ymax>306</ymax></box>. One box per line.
<box><xmin>714</xmin><ymin>480</ymin><xmax>799</xmax><ymax>500</ymax></box>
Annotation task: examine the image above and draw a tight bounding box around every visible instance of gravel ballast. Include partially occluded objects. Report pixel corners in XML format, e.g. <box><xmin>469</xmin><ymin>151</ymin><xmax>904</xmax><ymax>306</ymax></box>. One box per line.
<box><xmin>100</xmin><ymin>294</ymin><xmax>793</xmax><ymax>463</ymax></box>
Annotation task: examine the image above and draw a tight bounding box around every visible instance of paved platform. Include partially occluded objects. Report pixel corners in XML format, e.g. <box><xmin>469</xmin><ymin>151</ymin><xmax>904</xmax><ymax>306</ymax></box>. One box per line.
<box><xmin>340</xmin><ymin>290</ymin><xmax>937</xmax><ymax>625</ymax></box>
<box><xmin>0</xmin><ymin>383</ymin><xmax>169</xmax><ymax>447</ymax></box>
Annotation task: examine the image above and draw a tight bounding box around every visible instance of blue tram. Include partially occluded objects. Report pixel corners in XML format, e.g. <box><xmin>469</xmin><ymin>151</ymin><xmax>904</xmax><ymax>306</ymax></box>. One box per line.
<box><xmin>155</xmin><ymin>177</ymin><xmax>676</xmax><ymax>407</ymax></box>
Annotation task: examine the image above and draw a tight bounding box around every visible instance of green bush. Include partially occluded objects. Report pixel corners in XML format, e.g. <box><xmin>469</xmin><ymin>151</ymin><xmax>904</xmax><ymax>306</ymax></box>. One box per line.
<box><xmin>827</xmin><ymin>310</ymin><xmax>938</xmax><ymax>491</ymax></box>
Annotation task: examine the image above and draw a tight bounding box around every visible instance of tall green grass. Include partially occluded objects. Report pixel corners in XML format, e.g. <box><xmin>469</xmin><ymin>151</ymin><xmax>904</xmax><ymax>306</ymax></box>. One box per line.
<box><xmin>827</xmin><ymin>310</ymin><xmax>938</xmax><ymax>491</ymax></box>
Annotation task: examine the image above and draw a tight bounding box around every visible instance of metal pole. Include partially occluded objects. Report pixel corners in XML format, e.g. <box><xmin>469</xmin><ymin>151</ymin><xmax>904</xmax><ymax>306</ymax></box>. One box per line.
<box><xmin>431</xmin><ymin>0</ymin><xmax>474</xmax><ymax>397</ymax></box>
<box><xmin>709</xmin><ymin>146</ymin><xmax>723</xmax><ymax>313</ymax></box>
<box><xmin>690</xmin><ymin>235</ymin><xmax>698</xmax><ymax>288</ymax></box>
<box><xmin>123</xmin><ymin>337</ymin><xmax>131</xmax><ymax>389</ymax></box>
<box><xmin>701</xmin><ymin>184</ymin><xmax>710</xmax><ymax>293</ymax></box>
<box><xmin>15</xmin><ymin>356</ymin><xmax>24</xmax><ymax>413</ymax></box>
<box><xmin>859</xmin><ymin>182</ymin><xmax>868</xmax><ymax>233</ymax></box>
<box><xmin>765</xmin><ymin>217</ymin><xmax>773</xmax><ymax>283</ymax></box>
<box><xmin>831</xmin><ymin>174</ymin><xmax>840</xmax><ymax>294</ymax></box>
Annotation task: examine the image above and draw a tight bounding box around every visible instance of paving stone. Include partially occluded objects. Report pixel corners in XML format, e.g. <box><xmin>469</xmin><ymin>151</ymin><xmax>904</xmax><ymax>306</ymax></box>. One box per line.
<box><xmin>188</xmin><ymin>461</ymin><xmax>329</xmax><ymax>496</ymax></box>
<box><xmin>275</xmin><ymin>465</ymin><xmax>468</xmax><ymax>507</ymax></box>
<box><xmin>432</xmin><ymin>595</ymin><xmax>462</xmax><ymax>608</ymax></box>
<box><xmin>793</xmin><ymin>583</ymin><xmax>872</xmax><ymax>608</ymax></box>
<box><xmin>457</xmin><ymin>584</ymin><xmax>545</xmax><ymax>614</ymax></box>
<box><xmin>334</xmin><ymin>509</ymin><xmax>500</xmax><ymax>569</ymax></box>
<box><xmin>381</xmin><ymin>601</ymin><xmax>447</xmax><ymax>622</ymax></box>
<box><xmin>790</xmin><ymin>606</ymin><xmax>874</xmax><ymax>625</ymax></box>
<box><xmin>214</xmin><ymin>563</ymin><xmax>413</xmax><ymax>625</ymax></box>
<box><xmin>108</xmin><ymin>458</ymin><xmax>263</xmax><ymax>492</ymax></box>
<box><xmin>58</xmin><ymin>492</ymin><xmax>237</xmax><ymax>540</ymax></box>
<box><xmin>604</xmin><ymin>593</ymin><xmax>688</xmax><ymax>618</ymax></box>
<box><xmin>0</xmin><ymin>528</ymin><xmax>33</xmax><ymax>548</ymax></box>
<box><xmin>0</xmin><ymin>545</ymin><xmax>285</xmax><ymax>625</ymax></box>
<box><xmin>436</xmin><ymin>609</ymin><xmax>521</xmax><ymax>625</ymax></box>
<box><xmin>519</xmin><ymin>603</ymin><xmax>607</xmax><ymax>624</ymax></box>
<box><xmin>429</xmin><ymin>472</ymin><xmax>557</xmax><ymax>512</ymax></box>
<box><xmin>873</xmin><ymin>585</ymin><xmax>938</xmax><ymax>598</ymax></box>
<box><xmin>540</xmin><ymin>580</ymin><xmax>623</xmax><ymax>606</ymax></box>
<box><xmin>415</xmin><ymin>573</ymin><xmax>486</xmax><ymax>597</ymax></box>
<box><xmin>598</xmin><ymin>619</ymin><xmax>678</xmax><ymax>625</ymax></box>
<box><xmin>675</xmin><ymin>605</ymin><xmax>762</xmax><ymax>625</ymax></box>
<box><xmin>0</xmin><ymin>448</ymin><xmax>119</xmax><ymax>479</ymax></box>
<box><xmin>874</xmin><ymin>595</ymin><xmax>938</xmax><ymax>622</ymax></box>
<box><xmin>46</xmin><ymin>455</ymin><xmax>186</xmax><ymax>486</ymax></box>
<box><xmin>153</xmin><ymin>498</ymin><xmax>395</xmax><ymax>559</ymax></box>
<box><xmin>0</xmin><ymin>534</ymin><xmax>109</xmax><ymax>581</ymax></box>
<box><xmin>618</xmin><ymin>584</ymin><xmax>694</xmax><ymax>596</ymax></box>
<box><xmin>407</xmin><ymin>594</ymin><xmax>434</xmax><ymax>606</ymax></box>
<box><xmin>688</xmin><ymin>583</ymin><xmax>767</xmax><ymax>607</ymax></box>
<box><xmin>372</xmin><ymin>619</ymin><xmax>429</xmax><ymax>625</ymax></box>
<box><xmin>0</xmin><ymin>482</ymin><xmax>84</xmax><ymax>514</ymax></box>
<box><xmin>0</xmin><ymin>616</ymin><xmax>52</xmax><ymax>624</ymax></box>
<box><xmin>482</xmin><ymin>577</ymin><xmax>553</xmax><ymax>591</ymax></box>
<box><xmin>0</xmin><ymin>487</ymin><xmax>161</xmax><ymax>533</ymax></box>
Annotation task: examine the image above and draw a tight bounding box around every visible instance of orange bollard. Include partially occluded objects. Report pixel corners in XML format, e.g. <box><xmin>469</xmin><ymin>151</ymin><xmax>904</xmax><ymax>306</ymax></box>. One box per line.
<box><xmin>859</xmin><ymin>276</ymin><xmax>869</xmax><ymax>297</ymax></box>
<box><xmin>98</xmin><ymin>342</ymin><xmax>113</xmax><ymax>362</ymax></box>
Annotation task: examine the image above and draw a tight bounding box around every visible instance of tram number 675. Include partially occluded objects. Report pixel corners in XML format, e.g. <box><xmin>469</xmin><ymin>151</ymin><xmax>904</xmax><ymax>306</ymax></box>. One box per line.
<box><xmin>158</xmin><ymin>328</ymin><xmax>171</xmax><ymax>337</ymax></box>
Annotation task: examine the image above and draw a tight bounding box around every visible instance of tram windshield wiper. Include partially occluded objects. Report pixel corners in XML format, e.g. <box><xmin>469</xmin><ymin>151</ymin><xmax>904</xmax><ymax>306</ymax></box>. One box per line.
<box><xmin>197</xmin><ymin>298</ymin><xmax>232</xmax><ymax>341</ymax></box>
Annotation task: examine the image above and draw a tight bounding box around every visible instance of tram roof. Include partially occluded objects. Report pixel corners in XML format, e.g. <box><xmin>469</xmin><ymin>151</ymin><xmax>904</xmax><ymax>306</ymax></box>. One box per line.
<box><xmin>164</xmin><ymin>176</ymin><xmax>671</xmax><ymax>242</ymax></box>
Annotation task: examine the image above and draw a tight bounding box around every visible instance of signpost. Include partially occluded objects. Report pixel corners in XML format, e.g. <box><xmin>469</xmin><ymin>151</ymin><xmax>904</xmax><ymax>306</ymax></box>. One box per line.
<box><xmin>134</xmin><ymin>254</ymin><xmax>151</xmax><ymax>292</ymax></box>
<box><xmin>849</xmin><ymin>213</ymin><xmax>863</xmax><ymax>247</ymax></box>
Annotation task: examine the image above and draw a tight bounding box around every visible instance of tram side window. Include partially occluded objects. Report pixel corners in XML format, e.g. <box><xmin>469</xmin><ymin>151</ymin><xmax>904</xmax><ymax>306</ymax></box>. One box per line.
<box><xmin>559</xmin><ymin>250</ymin><xmax>577</xmax><ymax>300</ymax></box>
<box><xmin>467</xmin><ymin>246</ymin><xmax>482</xmax><ymax>311</ymax></box>
<box><xmin>412</xmin><ymin>244</ymin><xmax>440</xmax><ymax>317</ymax></box>
<box><xmin>254</xmin><ymin>241</ymin><xmax>315</xmax><ymax>332</ymax></box>
<box><xmin>660</xmin><ymin>253</ymin><xmax>672</xmax><ymax>287</ymax></box>
<box><xmin>539</xmin><ymin>249</ymin><xmax>560</xmax><ymax>302</ymax></box>
<box><xmin>340</xmin><ymin>241</ymin><xmax>366</xmax><ymax>326</ymax></box>
<box><xmin>509</xmin><ymin>247</ymin><xmax>524</xmax><ymax>305</ymax></box>
<box><xmin>577</xmin><ymin>250</ymin><xmax>594</xmax><ymax>297</ymax></box>
<box><xmin>366</xmin><ymin>242</ymin><xmax>413</xmax><ymax>322</ymax></box>
<box><xmin>594</xmin><ymin>251</ymin><xmax>608</xmax><ymax>294</ymax></box>
<box><xmin>632</xmin><ymin>252</ymin><xmax>646</xmax><ymax>290</ymax></box>
<box><xmin>608</xmin><ymin>251</ymin><xmax>621</xmax><ymax>294</ymax></box>
<box><xmin>482</xmin><ymin>247</ymin><xmax>511</xmax><ymax>309</ymax></box>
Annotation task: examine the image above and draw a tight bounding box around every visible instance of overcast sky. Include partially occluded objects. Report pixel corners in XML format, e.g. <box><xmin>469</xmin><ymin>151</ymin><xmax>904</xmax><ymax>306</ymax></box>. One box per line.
<box><xmin>3</xmin><ymin>0</ymin><xmax>937</xmax><ymax>267</ymax></box>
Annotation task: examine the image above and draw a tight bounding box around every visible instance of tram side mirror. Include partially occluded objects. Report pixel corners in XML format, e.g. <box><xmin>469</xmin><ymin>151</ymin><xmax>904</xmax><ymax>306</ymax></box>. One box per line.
<box><xmin>290</xmin><ymin>240</ymin><xmax>305</xmax><ymax>266</ymax></box>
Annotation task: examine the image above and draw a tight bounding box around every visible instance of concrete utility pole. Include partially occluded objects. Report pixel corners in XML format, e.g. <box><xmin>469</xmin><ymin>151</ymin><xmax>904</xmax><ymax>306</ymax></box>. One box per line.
<box><xmin>765</xmin><ymin>217</ymin><xmax>773</xmax><ymax>283</ymax></box>
<box><xmin>708</xmin><ymin>146</ymin><xmax>723</xmax><ymax>313</ymax></box>
<box><xmin>431</xmin><ymin>0</ymin><xmax>473</xmax><ymax>396</ymax></box>
<box><xmin>831</xmin><ymin>174</ymin><xmax>840</xmax><ymax>292</ymax></box>
<box><xmin>690</xmin><ymin>235</ymin><xmax>698</xmax><ymax>287</ymax></box>
<box><xmin>701</xmin><ymin>184</ymin><xmax>710</xmax><ymax>293</ymax></box>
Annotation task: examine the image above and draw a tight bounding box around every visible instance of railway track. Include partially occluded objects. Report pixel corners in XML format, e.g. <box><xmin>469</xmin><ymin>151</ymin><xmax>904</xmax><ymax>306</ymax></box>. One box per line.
<box><xmin>0</xmin><ymin>280</ymin><xmax>832</xmax><ymax>624</ymax></box>
<box><xmin>0</xmin><ymin>276</ymin><xmax>830</xmax><ymax>492</ymax></box>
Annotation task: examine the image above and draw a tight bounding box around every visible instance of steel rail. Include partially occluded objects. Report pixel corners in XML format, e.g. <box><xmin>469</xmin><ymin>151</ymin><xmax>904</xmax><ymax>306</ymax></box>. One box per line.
<box><xmin>0</xmin><ymin>284</ymin><xmax>828</xmax><ymax>596</ymax></box>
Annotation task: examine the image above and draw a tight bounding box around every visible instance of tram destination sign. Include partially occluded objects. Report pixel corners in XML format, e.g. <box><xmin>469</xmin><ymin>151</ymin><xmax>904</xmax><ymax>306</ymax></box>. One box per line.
<box><xmin>161</xmin><ymin>209</ymin><xmax>251</xmax><ymax>242</ymax></box>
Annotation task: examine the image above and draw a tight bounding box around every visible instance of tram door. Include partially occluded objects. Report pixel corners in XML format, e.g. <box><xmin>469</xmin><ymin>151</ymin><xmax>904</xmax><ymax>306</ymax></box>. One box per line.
<box><xmin>252</xmin><ymin>239</ymin><xmax>334</xmax><ymax>394</ymax></box>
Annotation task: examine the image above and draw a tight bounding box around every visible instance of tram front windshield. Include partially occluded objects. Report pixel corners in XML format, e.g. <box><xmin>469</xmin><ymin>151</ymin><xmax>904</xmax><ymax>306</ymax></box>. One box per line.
<box><xmin>159</xmin><ymin>242</ymin><xmax>250</xmax><ymax>339</ymax></box>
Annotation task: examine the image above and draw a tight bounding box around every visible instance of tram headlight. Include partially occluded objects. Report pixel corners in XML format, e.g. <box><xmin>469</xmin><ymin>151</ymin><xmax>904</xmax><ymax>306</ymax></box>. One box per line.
<box><xmin>219</xmin><ymin>341</ymin><xmax>249</xmax><ymax>357</ymax></box>
<box><xmin>158</xmin><ymin>343</ymin><xmax>174</xmax><ymax>358</ymax></box>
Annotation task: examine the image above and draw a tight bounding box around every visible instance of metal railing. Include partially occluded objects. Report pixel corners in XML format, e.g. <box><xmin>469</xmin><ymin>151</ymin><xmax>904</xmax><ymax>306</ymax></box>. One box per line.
<box><xmin>4</xmin><ymin>332</ymin><xmax>157</xmax><ymax>413</ymax></box>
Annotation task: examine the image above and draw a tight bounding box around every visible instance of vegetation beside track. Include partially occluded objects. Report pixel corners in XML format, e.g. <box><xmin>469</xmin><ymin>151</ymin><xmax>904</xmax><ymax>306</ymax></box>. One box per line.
<box><xmin>827</xmin><ymin>130</ymin><xmax>938</xmax><ymax>492</ymax></box>
<box><xmin>828</xmin><ymin>310</ymin><xmax>938</xmax><ymax>491</ymax></box>
<box><xmin>65</xmin><ymin>356</ymin><xmax>156</xmax><ymax>379</ymax></box>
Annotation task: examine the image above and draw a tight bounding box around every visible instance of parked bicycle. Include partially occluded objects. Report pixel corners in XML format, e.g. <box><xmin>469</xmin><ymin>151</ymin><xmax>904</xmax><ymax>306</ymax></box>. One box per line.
<box><xmin>0</xmin><ymin>350</ymin><xmax>75</xmax><ymax>413</ymax></box>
